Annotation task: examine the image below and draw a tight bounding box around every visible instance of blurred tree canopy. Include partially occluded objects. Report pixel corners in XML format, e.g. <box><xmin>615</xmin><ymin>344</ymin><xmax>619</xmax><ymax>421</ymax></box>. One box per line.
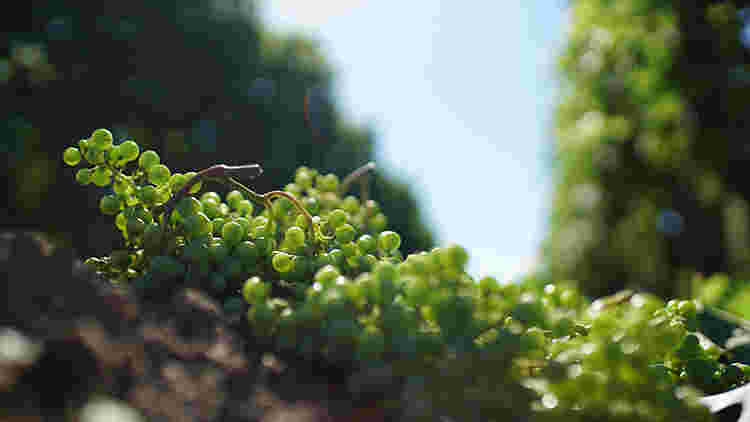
<box><xmin>543</xmin><ymin>0</ymin><xmax>750</xmax><ymax>299</ymax></box>
<box><xmin>1</xmin><ymin>0</ymin><xmax>433</xmax><ymax>257</ymax></box>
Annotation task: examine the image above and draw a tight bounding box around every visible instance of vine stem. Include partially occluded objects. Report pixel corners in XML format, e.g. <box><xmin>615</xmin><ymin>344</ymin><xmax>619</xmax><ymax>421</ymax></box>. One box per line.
<box><xmin>339</xmin><ymin>162</ymin><xmax>376</xmax><ymax>197</ymax></box>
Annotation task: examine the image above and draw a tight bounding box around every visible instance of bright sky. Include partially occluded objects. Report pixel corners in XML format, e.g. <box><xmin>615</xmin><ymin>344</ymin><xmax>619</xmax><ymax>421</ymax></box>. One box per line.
<box><xmin>258</xmin><ymin>1</ymin><xmax>568</xmax><ymax>282</ymax></box>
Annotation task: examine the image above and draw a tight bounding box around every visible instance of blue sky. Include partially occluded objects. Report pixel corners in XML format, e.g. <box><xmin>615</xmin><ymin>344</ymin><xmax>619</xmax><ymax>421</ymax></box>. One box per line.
<box><xmin>258</xmin><ymin>1</ymin><xmax>568</xmax><ymax>282</ymax></box>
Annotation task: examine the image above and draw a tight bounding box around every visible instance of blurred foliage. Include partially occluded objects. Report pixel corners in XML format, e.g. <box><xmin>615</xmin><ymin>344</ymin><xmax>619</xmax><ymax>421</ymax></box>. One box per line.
<box><xmin>0</xmin><ymin>0</ymin><xmax>433</xmax><ymax>257</ymax></box>
<box><xmin>543</xmin><ymin>0</ymin><xmax>750</xmax><ymax>299</ymax></box>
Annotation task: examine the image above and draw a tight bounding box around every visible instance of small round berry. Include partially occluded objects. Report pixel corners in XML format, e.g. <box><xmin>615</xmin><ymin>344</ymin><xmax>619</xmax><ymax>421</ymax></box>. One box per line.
<box><xmin>63</xmin><ymin>147</ymin><xmax>81</xmax><ymax>166</ymax></box>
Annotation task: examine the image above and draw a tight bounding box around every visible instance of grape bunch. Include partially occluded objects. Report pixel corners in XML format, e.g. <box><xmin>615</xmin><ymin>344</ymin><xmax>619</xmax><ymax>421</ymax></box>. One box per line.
<box><xmin>63</xmin><ymin>129</ymin><xmax>733</xmax><ymax>421</ymax></box>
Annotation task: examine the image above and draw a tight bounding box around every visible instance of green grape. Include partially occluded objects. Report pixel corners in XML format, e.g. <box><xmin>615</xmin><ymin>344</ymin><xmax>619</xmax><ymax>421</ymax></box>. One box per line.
<box><xmin>272</xmin><ymin>252</ymin><xmax>294</xmax><ymax>273</ymax></box>
<box><xmin>90</xmin><ymin>128</ymin><xmax>114</xmax><ymax>149</ymax></box>
<box><xmin>295</xmin><ymin>169</ymin><xmax>313</xmax><ymax>189</ymax></box>
<box><xmin>63</xmin><ymin>147</ymin><xmax>81</xmax><ymax>166</ymax></box>
<box><xmin>202</xmin><ymin>198</ymin><xmax>221</xmax><ymax>219</ymax></box>
<box><xmin>369</xmin><ymin>213</ymin><xmax>387</xmax><ymax>232</ymax></box>
<box><xmin>184</xmin><ymin>171</ymin><xmax>202</xmax><ymax>194</ymax></box>
<box><xmin>177</xmin><ymin>196</ymin><xmax>202</xmax><ymax>218</ymax></box>
<box><xmin>357</xmin><ymin>234</ymin><xmax>377</xmax><ymax>254</ymax></box>
<box><xmin>119</xmin><ymin>140</ymin><xmax>139</xmax><ymax>162</ymax></box>
<box><xmin>340</xmin><ymin>242</ymin><xmax>359</xmax><ymax>258</ymax></box>
<box><xmin>364</xmin><ymin>200</ymin><xmax>380</xmax><ymax>216</ymax></box>
<box><xmin>201</xmin><ymin>191</ymin><xmax>221</xmax><ymax>202</ymax></box>
<box><xmin>221</xmin><ymin>221</ymin><xmax>245</xmax><ymax>246</ymax></box>
<box><xmin>328</xmin><ymin>209</ymin><xmax>349</xmax><ymax>229</ymax></box>
<box><xmin>677</xmin><ymin>300</ymin><xmax>698</xmax><ymax>319</ymax></box>
<box><xmin>378</xmin><ymin>231</ymin><xmax>401</xmax><ymax>252</ymax></box>
<box><xmin>115</xmin><ymin>212</ymin><xmax>127</xmax><ymax>231</ymax></box>
<box><xmin>138</xmin><ymin>150</ymin><xmax>160</xmax><ymax>170</ymax></box>
<box><xmin>75</xmin><ymin>168</ymin><xmax>92</xmax><ymax>185</ymax></box>
<box><xmin>112</xmin><ymin>178</ymin><xmax>132</xmax><ymax>195</ymax></box>
<box><xmin>439</xmin><ymin>244</ymin><xmax>469</xmax><ymax>271</ymax></box>
<box><xmin>341</xmin><ymin>196</ymin><xmax>360</xmax><ymax>215</ymax></box>
<box><xmin>295</xmin><ymin>214</ymin><xmax>309</xmax><ymax>229</ymax></box>
<box><xmin>226</xmin><ymin>190</ymin><xmax>244</xmax><ymax>209</ymax></box>
<box><xmin>100</xmin><ymin>194</ymin><xmax>122</xmax><ymax>215</ymax></box>
<box><xmin>169</xmin><ymin>173</ymin><xmax>187</xmax><ymax>192</ymax></box>
<box><xmin>285</xmin><ymin>226</ymin><xmax>306</xmax><ymax>248</ymax></box>
<box><xmin>329</xmin><ymin>249</ymin><xmax>345</xmax><ymax>267</ymax></box>
<box><xmin>285</xmin><ymin>183</ymin><xmax>303</xmax><ymax>196</ymax></box>
<box><xmin>234</xmin><ymin>240</ymin><xmax>259</xmax><ymax>264</ymax></box>
<box><xmin>212</xmin><ymin>217</ymin><xmax>226</xmax><ymax>235</ymax></box>
<box><xmin>317</xmin><ymin>173</ymin><xmax>339</xmax><ymax>192</ymax></box>
<box><xmin>303</xmin><ymin>196</ymin><xmax>320</xmax><ymax>215</ymax></box>
<box><xmin>234</xmin><ymin>217</ymin><xmax>251</xmax><ymax>237</ymax></box>
<box><xmin>78</xmin><ymin>138</ymin><xmax>89</xmax><ymax>152</ymax></box>
<box><xmin>335</xmin><ymin>223</ymin><xmax>356</xmax><ymax>244</ymax></box>
<box><xmin>147</xmin><ymin>164</ymin><xmax>171</xmax><ymax>186</ymax></box>
<box><xmin>242</xmin><ymin>276</ymin><xmax>270</xmax><ymax>304</ymax></box>
<box><xmin>373</xmin><ymin>261</ymin><xmax>397</xmax><ymax>281</ymax></box>
<box><xmin>315</xmin><ymin>265</ymin><xmax>341</xmax><ymax>286</ymax></box>
<box><xmin>91</xmin><ymin>166</ymin><xmax>112</xmax><ymax>187</ymax></box>
<box><xmin>184</xmin><ymin>212</ymin><xmax>213</xmax><ymax>238</ymax></box>
<box><xmin>137</xmin><ymin>185</ymin><xmax>159</xmax><ymax>205</ymax></box>
<box><xmin>236</xmin><ymin>199</ymin><xmax>253</xmax><ymax>216</ymax></box>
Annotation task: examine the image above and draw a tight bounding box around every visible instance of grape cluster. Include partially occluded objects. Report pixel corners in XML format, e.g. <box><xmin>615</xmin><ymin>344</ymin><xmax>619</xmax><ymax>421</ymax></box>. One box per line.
<box><xmin>63</xmin><ymin>129</ymin><xmax>732</xmax><ymax>421</ymax></box>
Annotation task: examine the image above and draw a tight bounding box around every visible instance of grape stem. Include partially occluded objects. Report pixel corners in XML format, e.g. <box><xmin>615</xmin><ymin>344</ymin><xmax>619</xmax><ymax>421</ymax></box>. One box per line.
<box><xmin>154</xmin><ymin>163</ymin><xmax>333</xmax><ymax>246</ymax></box>
<box><xmin>339</xmin><ymin>162</ymin><xmax>375</xmax><ymax>199</ymax></box>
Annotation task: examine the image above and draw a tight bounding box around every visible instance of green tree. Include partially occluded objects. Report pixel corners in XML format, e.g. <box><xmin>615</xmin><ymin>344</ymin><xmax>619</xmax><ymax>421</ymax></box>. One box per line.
<box><xmin>543</xmin><ymin>0</ymin><xmax>750</xmax><ymax>299</ymax></box>
<box><xmin>0</xmin><ymin>0</ymin><xmax>433</xmax><ymax>257</ymax></box>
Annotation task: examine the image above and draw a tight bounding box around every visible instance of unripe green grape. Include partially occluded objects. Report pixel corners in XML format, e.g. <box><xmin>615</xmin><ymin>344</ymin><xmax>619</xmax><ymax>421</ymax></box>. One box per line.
<box><xmin>303</xmin><ymin>197</ymin><xmax>319</xmax><ymax>215</ymax></box>
<box><xmin>90</xmin><ymin>128</ymin><xmax>114</xmax><ymax>149</ymax></box>
<box><xmin>285</xmin><ymin>226</ymin><xmax>306</xmax><ymax>248</ymax></box>
<box><xmin>177</xmin><ymin>196</ymin><xmax>202</xmax><ymax>218</ymax></box>
<box><xmin>234</xmin><ymin>217</ymin><xmax>251</xmax><ymax>237</ymax></box>
<box><xmin>677</xmin><ymin>299</ymin><xmax>698</xmax><ymax>319</ymax></box>
<box><xmin>115</xmin><ymin>212</ymin><xmax>127</xmax><ymax>231</ymax></box>
<box><xmin>63</xmin><ymin>147</ymin><xmax>81</xmax><ymax>166</ymax></box>
<box><xmin>138</xmin><ymin>185</ymin><xmax>159</xmax><ymax>205</ymax></box>
<box><xmin>138</xmin><ymin>150</ymin><xmax>160</xmax><ymax>170</ymax></box>
<box><xmin>295</xmin><ymin>214</ymin><xmax>309</xmax><ymax>229</ymax></box>
<box><xmin>107</xmin><ymin>145</ymin><xmax>125</xmax><ymax>166</ymax></box>
<box><xmin>272</xmin><ymin>252</ymin><xmax>294</xmax><ymax>273</ymax></box>
<box><xmin>378</xmin><ymin>231</ymin><xmax>401</xmax><ymax>252</ymax></box>
<box><xmin>184</xmin><ymin>171</ymin><xmax>202</xmax><ymax>194</ymax></box>
<box><xmin>112</xmin><ymin>178</ymin><xmax>132</xmax><ymax>195</ymax></box>
<box><xmin>329</xmin><ymin>249</ymin><xmax>345</xmax><ymax>267</ymax></box>
<box><xmin>236</xmin><ymin>199</ymin><xmax>253</xmax><ymax>216</ymax></box>
<box><xmin>100</xmin><ymin>194</ymin><xmax>122</xmax><ymax>215</ymax></box>
<box><xmin>341</xmin><ymin>196</ymin><xmax>360</xmax><ymax>215</ymax></box>
<box><xmin>234</xmin><ymin>240</ymin><xmax>259</xmax><ymax>264</ymax></box>
<box><xmin>184</xmin><ymin>212</ymin><xmax>213</xmax><ymax>238</ymax></box>
<box><xmin>242</xmin><ymin>276</ymin><xmax>270</xmax><ymax>304</ymax></box>
<box><xmin>78</xmin><ymin>138</ymin><xmax>89</xmax><ymax>152</ymax></box>
<box><xmin>341</xmin><ymin>242</ymin><xmax>359</xmax><ymax>258</ymax></box>
<box><xmin>147</xmin><ymin>164</ymin><xmax>171</xmax><ymax>186</ymax></box>
<box><xmin>201</xmin><ymin>198</ymin><xmax>220</xmax><ymax>219</ymax></box>
<box><xmin>295</xmin><ymin>170</ymin><xmax>313</xmax><ymax>189</ymax></box>
<box><xmin>118</xmin><ymin>140</ymin><xmax>139</xmax><ymax>162</ymax></box>
<box><xmin>201</xmin><ymin>191</ymin><xmax>221</xmax><ymax>202</ymax></box>
<box><xmin>251</xmin><ymin>216</ymin><xmax>270</xmax><ymax>236</ymax></box>
<box><xmin>217</xmin><ymin>203</ymin><xmax>230</xmax><ymax>217</ymax></box>
<box><xmin>315</xmin><ymin>265</ymin><xmax>341</xmax><ymax>286</ymax></box>
<box><xmin>221</xmin><ymin>221</ymin><xmax>245</xmax><ymax>246</ymax></box>
<box><xmin>335</xmin><ymin>223</ymin><xmax>356</xmax><ymax>244</ymax></box>
<box><xmin>169</xmin><ymin>173</ymin><xmax>187</xmax><ymax>191</ymax></box>
<box><xmin>357</xmin><ymin>234</ymin><xmax>377</xmax><ymax>254</ymax></box>
<box><xmin>92</xmin><ymin>166</ymin><xmax>112</xmax><ymax>187</ymax></box>
<box><xmin>84</xmin><ymin>146</ymin><xmax>106</xmax><ymax>165</ymax></box>
<box><xmin>369</xmin><ymin>213</ymin><xmax>387</xmax><ymax>232</ymax></box>
<box><xmin>226</xmin><ymin>190</ymin><xmax>244</xmax><ymax>209</ymax></box>
<box><xmin>439</xmin><ymin>244</ymin><xmax>469</xmax><ymax>271</ymax></box>
<box><xmin>317</xmin><ymin>173</ymin><xmax>339</xmax><ymax>192</ymax></box>
<box><xmin>212</xmin><ymin>217</ymin><xmax>226</xmax><ymax>235</ymax></box>
<box><xmin>76</xmin><ymin>168</ymin><xmax>92</xmax><ymax>185</ymax></box>
<box><xmin>155</xmin><ymin>186</ymin><xmax>170</xmax><ymax>205</ymax></box>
